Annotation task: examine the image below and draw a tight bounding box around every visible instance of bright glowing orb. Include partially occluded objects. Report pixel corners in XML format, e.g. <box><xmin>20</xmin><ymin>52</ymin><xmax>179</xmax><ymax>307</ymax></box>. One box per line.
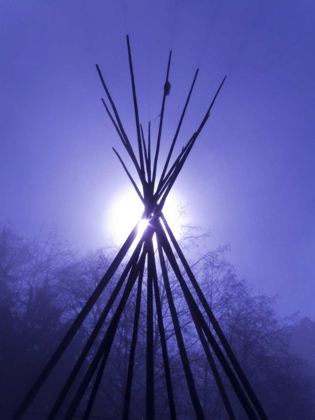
<box><xmin>138</xmin><ymin>218</ymin><xmax>149</xmax><ymax>236</ymax></box>
<box><xmin>107</xmin><ymin>189</ymin><xmax>144</xmax><ymax>244</ymax></box>
<box><xmin>107</xmin><ymin>188</ymin><xmax>184</xmax><ymax>245</ymax></box>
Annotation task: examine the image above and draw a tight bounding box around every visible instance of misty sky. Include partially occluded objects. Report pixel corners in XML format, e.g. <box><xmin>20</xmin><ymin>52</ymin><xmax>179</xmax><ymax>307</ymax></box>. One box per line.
<box><xmin>1</xmin><ymin>0</ymin><xmax>315</xmax><ymax>317</ymax></box>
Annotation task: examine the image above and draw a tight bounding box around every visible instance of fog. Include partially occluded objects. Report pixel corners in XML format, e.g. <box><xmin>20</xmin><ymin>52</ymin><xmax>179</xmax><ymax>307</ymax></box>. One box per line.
<box><xmin>1</xmin><ymin>1</ymin><xmax>315</xmax><ymax>418</ymax></box>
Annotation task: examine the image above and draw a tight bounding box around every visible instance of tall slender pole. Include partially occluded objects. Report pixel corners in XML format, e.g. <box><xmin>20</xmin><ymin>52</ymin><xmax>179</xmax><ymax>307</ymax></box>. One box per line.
<box><xmin>157</xmin><ymin>220</ymin><xmax>259</xmax><ymax>419</ymax></box>
<box><xmin>47</xmin><ymin>235</ymin><xmax>145</xmax><ymax>420</ymax></box>
<box><xmin>157</xmin><ymin>234</ymin><xmax>205</xmax><ymax>420</ymax></box>
<box><xmin>122</xmin><ymin>257</ymin><xmax>146</xmax><ymax>419</ymax></box>
<box><xmin>157</xmin><ymin>68</ymin><xmax>199</xmax><ymax>193</ymax></box>
<box><xmin>148</xmin><ymin>122</ymin><xmax>152</xmax><ymax>184</ymax></box>
<box><xmin>192</xmin><ymin>309</ymin><xmax>236</xmax><ymax>419</ymax></box>
<box><xmin>152</xmin><ymin>51</ymin><xmax>172</xmax><ymax>187</ymax></box>
<box><xmin>96</xmin><ymin>64</ymin><xmax>142</xmax><ymax>180</ymax></box>
<box><xmin>140</xmin><ymin>124</ymin><xmax>150</xmax><ymax>183</ymax></box>
<box><xmin>161</xmin><ymin>215</ymin><xmax>268</xmax><ymax>420</ymax></box>
<box><xmin>14</xmin><ymin>220</ymin><xmax>141</xmax><ymax>420</ymax></box>
<box><xmin>146</xmin><ymin>240</ymin><xmax>155</xmax><ymax>419</ymax></box>
<box><xmin>126</xmin><ymin>35</ymin><xmax>145</xmax><ymax>178</ymax></box>
<box><xmin>152</xmin><ymin>245</ymin><xmax>177</xmax><ymax>419</ymax></box>
<box><xmin>66</xmin><ymin>243</ymin><xmax>149</xmax><ymax>419</ymax></box>
<box><xmin>113</xmin><ymin>147</ymin><xmax>144</xmax><ymax>202</ymax></box>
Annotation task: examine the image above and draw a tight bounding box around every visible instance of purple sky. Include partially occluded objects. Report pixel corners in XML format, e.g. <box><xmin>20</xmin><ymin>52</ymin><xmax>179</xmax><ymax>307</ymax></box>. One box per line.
<box><xmin>1</xmin><ymin>0</ymin><xmax>315</xmax><ymax>317</ymax></box>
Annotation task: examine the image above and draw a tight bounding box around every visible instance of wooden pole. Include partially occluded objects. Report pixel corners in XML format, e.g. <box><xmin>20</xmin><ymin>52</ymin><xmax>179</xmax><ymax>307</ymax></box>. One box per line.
<box><xmin>47</xmin><ymin>236</ymin><xmax>145</xmax><ymax>419</ymax></box>
<box><xmin>157</xmin><ymin>68</ymin><xmax>199</xmax><ymax>193</ymax></box>
<box><xmin>14</xmin><ymin>220</ymin><xmax>142</xmax><ymax>420</ymax></box>
<box><xmin>66</xmin><ymin>243</ymin><xmax>149</xmax><ymax>419</ymax></box>
<box><xmin>126</xmin><ymin>35</ymin><xmax>145</xmax><ymax>177</ymax></box>
<box><xmin>152</xmin><ymin>51</ymin><xmax>172</xmax><ymax>187</ymax></box>
<box><xmin>122</xmin><ymin>255</ymin><xmax>146</xmax><ymax>419</ymax></box>
<box><xmin>161</xmin><ymin>215</ymin><xmax>268</xmax><ymax>420</ymax></box>
<box><xmin>146</xmin><ymin>240</ymin><xmax>155</xmax><ymax>419</ymax></box>
<box><xmin>152</xmin><ymin>244</ymin><xmax>177</xmax><ymax>419</ymax></box>
<box><xmin>96</xmin><ymin>65</ymin><xmax>143</xmax><ymax>181</ymax></box>
<box><xmin>157</xmin><ymin>219</ymin><xmax>261</xmax><ymax>419</ymax></box>
<box><xmin>157</xmin><ymin>234</ymin><xmax>205</xmax><ymax>420</ymax></box>
<box><xmin>113</xmin><ymin>147</ymin><xmax>144</xmax><ymax>203</ymax></box>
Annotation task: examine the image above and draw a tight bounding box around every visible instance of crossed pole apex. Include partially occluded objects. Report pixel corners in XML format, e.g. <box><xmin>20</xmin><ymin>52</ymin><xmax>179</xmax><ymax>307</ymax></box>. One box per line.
<box><xmin>14</xmin><ymin>36</ymin><xmax>268</xmax><ymax>420</ymax></box>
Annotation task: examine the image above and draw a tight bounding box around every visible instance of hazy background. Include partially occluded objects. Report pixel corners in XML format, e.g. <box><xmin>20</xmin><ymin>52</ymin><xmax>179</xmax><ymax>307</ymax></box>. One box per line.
<box><xmin>1</xmin><ymin>0</ymin><xmax>315</xmax><ymax>317</ymax></box>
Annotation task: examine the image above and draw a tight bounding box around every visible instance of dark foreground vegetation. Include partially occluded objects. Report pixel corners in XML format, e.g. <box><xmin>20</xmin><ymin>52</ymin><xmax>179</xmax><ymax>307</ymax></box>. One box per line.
<box><xmin>1</xmin><ymin>224</ymin><xmax>314</xmax><ymax>419</ymax></box>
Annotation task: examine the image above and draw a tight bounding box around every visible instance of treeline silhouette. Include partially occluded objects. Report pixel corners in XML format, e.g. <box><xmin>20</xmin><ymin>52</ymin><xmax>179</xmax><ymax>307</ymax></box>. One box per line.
<box><xmin>0</xmin><ymin>224</ymin><xmax>314</xmax><ymax>419</ymax></box>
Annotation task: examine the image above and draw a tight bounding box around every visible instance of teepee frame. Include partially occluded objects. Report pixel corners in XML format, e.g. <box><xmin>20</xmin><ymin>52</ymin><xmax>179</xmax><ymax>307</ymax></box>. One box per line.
<box><xmin>15</xmin><ymin>36</ymin><xmax>268</xmax><ymax>420</ymax></box>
